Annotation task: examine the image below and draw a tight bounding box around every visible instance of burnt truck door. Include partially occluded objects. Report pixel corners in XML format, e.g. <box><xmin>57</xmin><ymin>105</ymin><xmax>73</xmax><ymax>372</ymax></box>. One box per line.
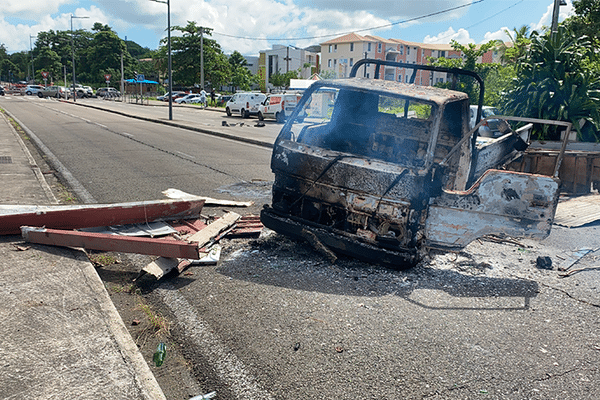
<box><xmin>424</xmin><ymin>170</ymin><xmax>560</xmax><ymax>251</ymax></box>
<box><xmin>424</xmin><ymin>115</ymin><xmax>572</xmax><ymax>251</ymax></box>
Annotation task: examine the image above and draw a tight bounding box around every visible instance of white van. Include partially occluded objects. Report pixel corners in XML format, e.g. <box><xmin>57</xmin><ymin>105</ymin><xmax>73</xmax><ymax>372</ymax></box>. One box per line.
<box><xmin>258</xmin><ymin>93</ymin><xmax>303</xmax><ymax>123</ymax></box>
<box><xmin>226</xmin><ymin>92</ymin><xmax>266</xmax><ymax>118</ymax></box>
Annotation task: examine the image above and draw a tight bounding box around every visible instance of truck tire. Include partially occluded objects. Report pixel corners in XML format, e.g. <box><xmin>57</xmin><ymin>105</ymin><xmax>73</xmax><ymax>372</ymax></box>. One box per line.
<box><xmin>258</xmin><ymin>112</ymin><xmax>264</xmax><ymax>121</ymax></box>
<box><xmin>226</xmin><ymin>107</ymin><xmax>232</xmax><ymax>117</ymax></box>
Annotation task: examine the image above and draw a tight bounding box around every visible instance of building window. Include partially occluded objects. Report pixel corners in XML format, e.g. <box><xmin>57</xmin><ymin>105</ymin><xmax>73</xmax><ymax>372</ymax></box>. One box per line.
<box><xmin>329</xmin><ymin>45</ymin><xmax>332</xmax><ymax>53</ymax></box>
<box><xmin>440</xmin><ymin>51</ymin><xmax>446</xmax><ymax>58</ymax></box>
<box><xmin>377</xmin><ymin>43</ymin><xmax>382</xmax><ymax>52</ymax></box>
<box><xmin>366</xmin><ymin>73</ymin><xmax>370</xmax><ymax>78</ymax></box>
<box><xmin>400</xmin><ymin>45</ymin><xmax>404</xmax><ymax>55</ymax></box>
<box><xmin>350</xmin><ymin>43</ymin><xmax>354</xmax><ymax>52</ymax></box>
<box><xmin>368</xmin><ymin>43</ymin><xmax>372</xmax><ymax>52</ymax></box>
<box><xmin>334</xmin><ymin>44</ymin><xmax>338</xmax><ymax>52</ymax></box>
<box><xmin>349</xmin><ymin>58</ymin><xmax>354</xmax><ymax>66</ymax></box>
<box><xmin>407</xmin><ymin>46</ymin><xmax>410</xmax><ymax>55</ymax></box>
<box><xmin>406</xmin><ymin>75</ymin><xmax>409</xmax><ymax>83</ymax></box>
<box><xmin>328</xmin><ymin>59</ymin><xmax>332</xmax><ymax>68</ymax></box>
<box><xmin>398</xmin><ymin>74</ymin><xmax>402</xmax><ymax>82</ymax></box>
<box><xmin>334</xmin><ymin>59</ymin><xmax>337</xmax><ymax>66</ymax></box>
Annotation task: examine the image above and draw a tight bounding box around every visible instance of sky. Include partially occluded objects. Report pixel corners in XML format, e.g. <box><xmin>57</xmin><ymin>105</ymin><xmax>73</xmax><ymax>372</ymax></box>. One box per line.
<box><xmin>1</xmin><ymin>0</ymin><xmax>575</xmax><ymax>57</ymax></box>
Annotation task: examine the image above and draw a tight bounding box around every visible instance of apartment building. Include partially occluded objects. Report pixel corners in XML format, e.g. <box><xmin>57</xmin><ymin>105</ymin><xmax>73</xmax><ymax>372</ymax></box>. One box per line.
<box><xmin>320</xmin><ymin>33</ymin><xmax>501</xmax><ymax>86</ymax></box>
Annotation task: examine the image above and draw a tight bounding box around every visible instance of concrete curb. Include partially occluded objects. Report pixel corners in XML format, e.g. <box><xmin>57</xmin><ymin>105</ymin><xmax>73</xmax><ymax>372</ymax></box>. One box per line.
<box><xmin>3</xmin><ymin>108</ymin><xmax>97</xmax><ymax>204</ymax></box>
<box><xmin>80</xmin><ymin>250</ymin><xmax>167</xmax><ymax>400</ymax></box>
<box><xmin>0</xmin><ymin>111</ymin><xmax>58</xmax><ymax>204</ymax></box>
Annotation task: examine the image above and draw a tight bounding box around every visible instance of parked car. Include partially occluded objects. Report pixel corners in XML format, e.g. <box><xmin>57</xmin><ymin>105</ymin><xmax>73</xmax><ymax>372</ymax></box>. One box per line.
<box><xmin>216</xmin><ymin>95</ymin><xmax>232</xmax><ymax>107</ymax></box>
<box><xmin>175</xmin><ymin>93</ymin><xmax>202</xmax><ymax>104</ymax></box>
<box><xmin>76</xmin><ymin>86</ymin><xmax>94</xmax><ymax>98</ymax></box>
<box><xmin>261</xmin><ymin>59</ymin><xmax>566</xmax><ymax>268</ymax></box>
<box><xmin>25</xmin><ymin>85</ymin><xmax>44</xmax><ymax>96</ymax></box>
<box><xmin>37</xmin><ymin>86</ymin><xmax>70</xmax><ymax>99</ymax></box>
<box><xmin>157</xmin><ymin>91</ymin><xmax>183</xmax><ymax>101</ymax></box>
<box><xmin>470</xmin><ymin>105</ymin><xmax>502</xmax><ymax>138</ymax></box>
<box><xmin>258</xmin><ymin>93</ymin><xmax>302</xmax><ymax>122</ymax></box>
<box><xmin>0</xmin><ymin>86</ymin><xmax>4</xmax><ymax>96</ymax></box>
<box><xmin>226</xmin><ymin>92</ymin><xmax>267</xmax><ymax>118</ymax></box>
<box><xmin>96</xmin><ymin>87</ymin><xmax>121</xmax><ymax>98</ymax></box>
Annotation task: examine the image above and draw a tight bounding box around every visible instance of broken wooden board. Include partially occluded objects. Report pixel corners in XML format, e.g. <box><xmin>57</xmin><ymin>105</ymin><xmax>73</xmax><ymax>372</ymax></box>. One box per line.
<box><xmin>142</xmin><ymin>246</ymin><xmax>222</xmax><ymax>280</ymax></box>
<box><xmin>143</xmin><ymin>257</ymin><xmax>180</xmax><ymax>279</ymax></box>
<box><xmin>21</xmin><ymin>227</ymin><xmax>201</xmax><ymax>259</ymax></box>
<box><xmin>188</xmin><ymin>211</ymin><xmax>241</xmax><ymax>247</ymax></box>
<box><xmin>0</xmin><ymin>199</ymin><xmax>205</xmax><ymax>235</ymax></box>
<box><xmin>162</xmin><ymin>188</ymin><xmax>253</xmax><ymax>207</ymax></box>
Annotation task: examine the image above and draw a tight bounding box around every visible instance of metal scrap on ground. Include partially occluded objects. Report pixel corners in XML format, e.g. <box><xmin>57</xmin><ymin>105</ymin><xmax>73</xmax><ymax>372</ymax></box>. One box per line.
<box><xmin>0</xmin><ymin>199</ymin><xmax>205</xmax><ymax>235</ymax></box>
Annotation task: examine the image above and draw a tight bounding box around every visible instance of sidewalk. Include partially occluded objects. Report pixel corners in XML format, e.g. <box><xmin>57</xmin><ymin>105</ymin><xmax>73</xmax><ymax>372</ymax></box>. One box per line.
<box><xmin>0</xmin><ymin>111</ymin><xmax>166</xmax><ymax>399</ymax></box>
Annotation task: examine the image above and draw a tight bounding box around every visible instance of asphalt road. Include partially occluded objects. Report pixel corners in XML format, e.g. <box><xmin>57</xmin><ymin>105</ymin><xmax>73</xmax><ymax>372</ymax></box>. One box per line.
<box><xmin>2</xmin><ymin>95</ymin><xmax>600</xmax><ymax>400</ymax></box>
<box><xmin>1</xmin><ymin>95</ymin><xmax>275</xmax><ymax>203</ymax></box>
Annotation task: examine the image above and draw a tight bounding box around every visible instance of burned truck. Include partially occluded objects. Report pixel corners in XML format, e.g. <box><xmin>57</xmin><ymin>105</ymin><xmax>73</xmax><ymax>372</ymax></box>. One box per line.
<box><xmin>261</xmin><ymin>60</ymin><xmax>570</xmax><ymax>268</ymax></box>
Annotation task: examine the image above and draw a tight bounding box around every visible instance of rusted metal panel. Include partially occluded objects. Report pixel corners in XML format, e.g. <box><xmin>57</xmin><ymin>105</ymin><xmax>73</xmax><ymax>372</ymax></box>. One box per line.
<box><xmin>0</xmin><ymin>199</ymin><xmax>205</xmax><ymax>235</ymax></box>
<box><xmin>425</xmin><ymin>170</ymin><xmax>560</xmax><ymax>250</ymax></box>
<box><xmin>21</xmin><ymin>227</ymin><xmax>201</xmax><ymax>259</ymax></box>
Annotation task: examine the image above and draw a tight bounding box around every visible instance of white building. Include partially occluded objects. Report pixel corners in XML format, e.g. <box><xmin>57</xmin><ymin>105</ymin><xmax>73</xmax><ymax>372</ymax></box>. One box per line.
<box><xmin>258</xmin><ymin>45</ymin><xmax>319</xmax><ymax>92</ymax></box>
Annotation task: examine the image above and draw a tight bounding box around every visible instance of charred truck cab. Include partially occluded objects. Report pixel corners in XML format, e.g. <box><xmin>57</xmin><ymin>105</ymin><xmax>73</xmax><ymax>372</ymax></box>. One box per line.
<box><xmin>261</xmin><ymin>60</ymin><xmax>569</xmax><ymax>268</ymax></box>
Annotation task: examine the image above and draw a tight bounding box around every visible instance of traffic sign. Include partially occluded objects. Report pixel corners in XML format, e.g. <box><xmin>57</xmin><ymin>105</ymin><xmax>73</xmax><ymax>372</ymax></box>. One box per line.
<box><xmin>136</xmin><ymin>74</ymin><xmax>145</xmax><ymax>82</ymax></box>
<box><xmin>41</xmin><ymin>71</ymin><xmax>49</xmax><ymax>79</ymax></box>
<box><xmin>104</xmin><ymin>74</ymin><xmax>111</xmax><ymax>82</ymax></box>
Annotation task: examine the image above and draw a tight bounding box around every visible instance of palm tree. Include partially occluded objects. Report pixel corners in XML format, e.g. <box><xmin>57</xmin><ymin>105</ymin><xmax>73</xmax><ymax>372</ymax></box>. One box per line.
<box><xmin>503</xmin><ymin>26</ymin><xmax>600</xmax><ymax>141</ymax></box>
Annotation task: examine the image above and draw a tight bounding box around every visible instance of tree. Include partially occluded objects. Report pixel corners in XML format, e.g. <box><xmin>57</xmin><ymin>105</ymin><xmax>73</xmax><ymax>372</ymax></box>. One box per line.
<box><xmin>228</xmin><ymin>51</ymin><xmax>257</xmax><ymax>91</ymax></box>
<box><xmin>35</xmin><ymin>47</ymin><xmax>62</xmax><ymax>84</ymax></box>
<box><xmin>502</xmin><ymin>26</ymin><xmax>600</xmax><ymax>141</ymax></box>
<box><xmin>269</xmin><ymin>70</ymin><xmax>298</xmax><ymax>89</ymax></box>
<box><xmin>80</xmin><ymin>27</ymin><xmax>135</xmax><ymax>85</ymax></box>
<box><xmin>499</xmin><ymin>25</ymin><xmax>531</xmax><ymax>63</ymax></box>
<box><xmin>565</xmin><ymin>0</ymin><xmax>600</xmax><ymax>50</ymax></box>
<box><xmin>428</xmin><ymin>39</ymin><xmax>500</xmax><ymax>104</ymax></box>
<box><xmin>166</xmin><ymin>22</ymin><xmax>229</xmax><ymax>87</ymax></box>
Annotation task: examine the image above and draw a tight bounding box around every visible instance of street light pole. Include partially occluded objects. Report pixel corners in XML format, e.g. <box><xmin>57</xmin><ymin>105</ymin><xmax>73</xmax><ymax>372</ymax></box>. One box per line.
<box><xmin>151</xmin><ymin>0</ymin><xmax>173</xmax><ymax>120</ymax></box>
<box><xmin>71</xmin><ymin>14</ymin><xmax>89</xmax><ymax>103</ymax></box>
<box><xmin>551</xmin><ymin>0</ymin><xmax>568</xmax><ymax>41</ymax></box>
<box><xmin>30</xmin><ymin>35</ymin><xmax>36</xmax><ymax>83</ymax></box>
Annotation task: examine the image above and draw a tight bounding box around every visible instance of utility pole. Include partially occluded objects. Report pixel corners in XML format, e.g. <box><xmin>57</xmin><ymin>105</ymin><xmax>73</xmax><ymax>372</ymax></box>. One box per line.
<box><xmin>551</xmin><ymin>0</ymin><xmax>567</xmax><ymax>41</ymax></box>
<box><xmin>30</xmin><ymin>35</ymin><xmax>36</xmax><ymax>83</ymax></box>
<box><xmin>284</xmin><ymin>46</ymin><xmax>291</xmax><ymax>73</ymax></box>
<box><xmin>71</xmin><ymin>14</ymin><xmax>89</xmax><ymax>103</ymax></box>
<box><xmin>200</xmin><ymin>27</ymin><xmax>204</xmax><ymax>90</ymax></box>
<box><xmin>150</xmin><ymin>0</ymin><xmax>173</xmax><ymax>120</ymax></box>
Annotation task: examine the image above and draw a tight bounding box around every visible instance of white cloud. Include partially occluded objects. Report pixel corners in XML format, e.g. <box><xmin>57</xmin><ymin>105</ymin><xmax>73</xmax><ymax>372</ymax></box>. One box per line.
<box><xmin>532</xmin><ymin>2</ymin><xmax>574</xmax><ymax>32</ymax></box>
<box><xmin>0</xmin><ymin>0</ymin><xmax>73</xmax><ymax>16</ymax></box>
<box><xmin>423</xmin><ymin>27</ymin><xmax>473</xmax><ymax>44</ymax></box>
<box><xmin>483</xmin><ymin>28</ymin><xmax>511</xmax><ymax>44</ymax></box>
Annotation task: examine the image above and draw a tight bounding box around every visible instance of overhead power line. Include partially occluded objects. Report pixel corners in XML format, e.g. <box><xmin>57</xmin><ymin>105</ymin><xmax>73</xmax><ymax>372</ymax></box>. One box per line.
<box><xmin>212</xmin><ymin>0</ymin><xmax>485</xmax><ymax>42</ymax></box>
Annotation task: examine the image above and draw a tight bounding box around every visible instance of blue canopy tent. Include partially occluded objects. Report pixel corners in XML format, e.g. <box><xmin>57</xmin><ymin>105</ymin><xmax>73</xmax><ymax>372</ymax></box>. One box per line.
<box><xmin>124</xmin><ymin>78</ymin><xmax>159</xmax><ymax>84</ymax></box>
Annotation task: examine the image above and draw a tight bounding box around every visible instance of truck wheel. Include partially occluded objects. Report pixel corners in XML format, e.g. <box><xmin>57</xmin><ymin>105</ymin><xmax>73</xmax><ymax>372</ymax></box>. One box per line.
<box><xmin>258</xmin><ymin>112</ymin><xmax>264</xmax><ymax>121</ymax></box>
<box><xmin>242</xmin><ymin>109</ymin><xmax>249</xmax><ymax>118</ymax></box>
<box><xmin>38</xmin><ymin>92</ymin><xmax>43</xmax><ymax>98</ymax></box>
<box><xmin>226</xmin><ymin>107</ymin><xmax>232</xmax><ymax>117</ymax></box>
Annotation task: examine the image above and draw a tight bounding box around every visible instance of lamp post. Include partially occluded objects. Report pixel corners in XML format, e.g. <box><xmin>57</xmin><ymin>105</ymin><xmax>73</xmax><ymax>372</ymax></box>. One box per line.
<box><xmin>71</xmin><ymin>15</ymin><xmax>89</xmax><ymax>102</ymax></box>
<box><xmin>150</xmin><ymin>0</ymin><xmax>173</xmax><ymax>120</ymax></box>
<box><xmin>30</xmin><ymin>35</ymin><xmax>36</xmax><ymax>83</ymax></box>
<box><xmin>551</xmin><ymin>0</ymin><xmax>568</xmax><ymax>41</ymax></box>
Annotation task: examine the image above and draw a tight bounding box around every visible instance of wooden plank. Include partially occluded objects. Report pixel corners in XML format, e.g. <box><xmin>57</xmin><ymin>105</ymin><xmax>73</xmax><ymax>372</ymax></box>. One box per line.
<box><xmin>162</xmin><ymin>188</ymin><xmax>253</xmax><ymax>207</ymax></box>
<box><xmin>21</xmin><ymin>227</ymin><xmax>200</xmax><ymax>259</ymax></box>
<box><xmin>0</xmin><ymin>199</ymin><xmax>204</xmax><ymax>235</ymax></box>
<box><xmin>187</xmin><ymin>212</ymin><xmax>241</xmax><ymax>247</ymax></box>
